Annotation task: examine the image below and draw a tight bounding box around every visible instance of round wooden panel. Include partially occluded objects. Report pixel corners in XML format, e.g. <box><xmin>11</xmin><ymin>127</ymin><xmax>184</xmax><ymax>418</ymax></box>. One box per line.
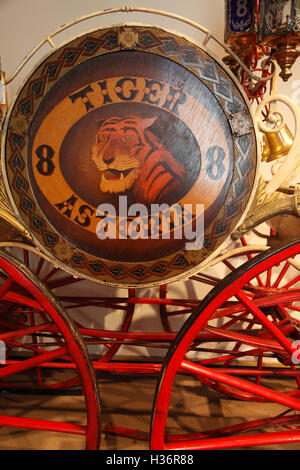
<box><xmin>2</xmin><ymin>25</ymin><xmax>259</xmax><ymax>287</ymax></box>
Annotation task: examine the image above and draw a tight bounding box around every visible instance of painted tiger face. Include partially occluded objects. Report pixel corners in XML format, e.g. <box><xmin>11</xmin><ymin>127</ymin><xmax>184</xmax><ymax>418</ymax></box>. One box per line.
<box><xmin>92</xmin><ymin>115</ymin><xmax>157</xmax><ymax>194</ymax></box>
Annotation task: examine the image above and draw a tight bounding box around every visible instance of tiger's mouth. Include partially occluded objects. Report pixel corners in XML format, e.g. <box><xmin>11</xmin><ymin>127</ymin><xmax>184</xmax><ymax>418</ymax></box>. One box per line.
<box><xmin>98</xmin><ymin>166</ymin><xmax>140</xmax><ymax>193</ymax></box>
<box><xmin>102</xmin><ymin>168</ymin><xmax>136</xmax><ymax>181</ymax></box>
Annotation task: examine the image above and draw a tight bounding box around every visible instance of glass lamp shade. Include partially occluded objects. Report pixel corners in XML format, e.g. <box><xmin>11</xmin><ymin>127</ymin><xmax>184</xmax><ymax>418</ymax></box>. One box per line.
<box><xmin>258</xmin><ymin>0</ymin><xmax>300</xmax><ymax>80</ymax></box>
<box><xmin>224</xmin><ymin>0</ymin><xmax>257</xmax><ymax>64</ymax></box>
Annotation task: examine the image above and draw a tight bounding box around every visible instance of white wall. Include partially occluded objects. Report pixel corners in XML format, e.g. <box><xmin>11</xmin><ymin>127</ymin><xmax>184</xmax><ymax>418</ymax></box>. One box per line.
<box><xmin>1</xmin><ymin>0</ymin><xmax>299</xmax><ymax>100</ymax></box>
<box><xmin>0</xmin><ymin>0</ymin><xmax>225</xmax><ymax>99</ymax></box>
<box><xmin>1</xmin><ymin>1</ymin><xmax>300</xmax><ymax>359</ymax></box>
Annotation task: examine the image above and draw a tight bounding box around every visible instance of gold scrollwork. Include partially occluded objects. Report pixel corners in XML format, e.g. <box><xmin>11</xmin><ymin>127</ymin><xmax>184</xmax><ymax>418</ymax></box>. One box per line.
<box><xmin>0</xmin><ymin>179</ymin><xmax>32</xmax><ymax>241</ymax></box>
<box><xmin>255</xmin><ymin>64</ymin><xmax>300</xmax><ymax>194</ymax></box>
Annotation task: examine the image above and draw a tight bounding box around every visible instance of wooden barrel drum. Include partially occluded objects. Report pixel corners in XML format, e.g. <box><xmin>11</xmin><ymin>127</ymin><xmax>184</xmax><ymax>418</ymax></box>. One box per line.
<box><xmin>1</xmin><ymin>24</ymin><xmax>259</xmax><ymax>287</ymax></box>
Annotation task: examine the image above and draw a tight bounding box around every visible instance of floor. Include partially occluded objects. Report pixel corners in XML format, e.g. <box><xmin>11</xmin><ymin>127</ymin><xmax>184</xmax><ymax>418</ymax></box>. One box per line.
<box><xmin>1</xmin><ymin>370</ymin><xmax>300</xmax><ymax>451</ymax></box>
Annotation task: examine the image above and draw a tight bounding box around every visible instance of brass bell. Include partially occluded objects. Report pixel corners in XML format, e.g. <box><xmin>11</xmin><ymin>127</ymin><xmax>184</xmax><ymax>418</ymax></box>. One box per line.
<box><xmin>262</xmin><ymin>124</ymin><xmax>294</xmax><ymax>162</ymax></box>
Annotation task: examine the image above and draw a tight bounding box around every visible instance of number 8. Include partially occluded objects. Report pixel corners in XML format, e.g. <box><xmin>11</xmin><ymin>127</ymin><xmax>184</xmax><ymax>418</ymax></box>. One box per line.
<box><xmin>36</xmin><ymin>144</ymin><xmax>55</xmax><ymax>176</ymax></box>
<box><xmin>237</xmin><ymin>0</ymin><xmax>248</xmax><ymax>17</ymax></box>
<box><xmin>206</xmin><ymin>146</ymin><xmax>225</xmax><ymax>180</ymax></box>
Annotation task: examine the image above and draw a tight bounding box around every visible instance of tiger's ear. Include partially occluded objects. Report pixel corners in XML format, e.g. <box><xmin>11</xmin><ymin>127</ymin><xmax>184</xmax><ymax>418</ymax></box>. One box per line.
<box><xmin>140</xmin><ymin>116</ymin><xmax>157</xmax><ymax>130</ymax></box>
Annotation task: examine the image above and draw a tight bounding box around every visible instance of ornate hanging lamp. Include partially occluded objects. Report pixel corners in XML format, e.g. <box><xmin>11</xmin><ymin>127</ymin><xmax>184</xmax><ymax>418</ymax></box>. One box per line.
<box><xmin>258</xmin><ymin>0</ymin><xmax>300</xmax><ymax>81</ymax></box>
<box><xmin>224</xmin><ymin>0</ymin><xmax>258</xmax><ymax>68</ymax></box>
<box><xmin>224</xmin><ymin>1</ymin><xmax>298</xmax><ymax>166</ymax></box>
<box><xmin>223</xmin><ymin>1</ymin><xmax>272</xmax><ymax>101</ymax></box>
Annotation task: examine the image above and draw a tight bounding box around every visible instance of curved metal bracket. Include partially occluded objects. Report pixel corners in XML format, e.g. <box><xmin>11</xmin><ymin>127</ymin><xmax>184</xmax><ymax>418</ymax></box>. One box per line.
<box><xmin>3</xmin><ymin>6</ymin><xmax>272</xmax><ymax>87</ymax></box>
<box><xmin>0</xmin><ymin>179</ymin><xmax>32</xmax><ymax>241</ymax></box>
<box><xmin>255</xmin><ymin>63</ymin><xmax>300</xmax><ymax>194</ymax></box>
<box><xmin>232</xmin><ymin>192</ymin><xmax>300</xmax><ymax>238</ymax></box>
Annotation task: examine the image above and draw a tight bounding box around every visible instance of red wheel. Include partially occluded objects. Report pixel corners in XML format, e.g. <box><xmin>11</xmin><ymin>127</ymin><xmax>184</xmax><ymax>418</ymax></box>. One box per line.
<box><xmin>151</xmin><ymin>238</ymin><xmax>300</xmax><ymax>450</ymax></box>
<box><xmin>1</xmin><ymin>236</ymin><xmax>268</xmax><ymax>363</ymax></box>
<box><xmin>0</xmin><ymin>250</ymin><xmax>101</xmax><ymax>449</ymax></box>
<box><xmin>1</xmin><ymin>243</ymin><xmax>137</xmax><ymax>363</ymax></box>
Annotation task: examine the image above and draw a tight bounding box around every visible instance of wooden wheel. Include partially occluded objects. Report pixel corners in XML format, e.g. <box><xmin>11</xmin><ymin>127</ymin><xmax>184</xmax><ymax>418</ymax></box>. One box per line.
<box><xmin>0</xmin><ymin>250</ymin><xmax>101</xmax><ymax>449</ymax></box>
<box><xmin>151</xmin><ymin>238</ymin><xmax>300</xmax><ymax>450</ymax></box>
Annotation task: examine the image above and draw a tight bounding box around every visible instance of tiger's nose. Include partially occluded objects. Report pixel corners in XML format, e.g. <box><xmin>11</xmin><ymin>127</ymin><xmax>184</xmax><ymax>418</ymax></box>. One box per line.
<box><xmin>103</xmin><ymin>156</ymin><xmax>114</xmax><ymax>165</ymax></box>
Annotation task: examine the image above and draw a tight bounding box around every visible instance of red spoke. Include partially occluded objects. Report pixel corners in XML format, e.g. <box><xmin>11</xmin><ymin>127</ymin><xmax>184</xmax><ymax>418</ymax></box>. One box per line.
<box><xmin>0</xmin><ymin>346</ymin><xmax>67</xmax><ymax>379</ymax></box>
<box><xmin>165</xmin><ymin>413</ymin><xmax>300</xmax><ymax>442</ymax></box>
<box><xmin>206</xmin><ymin>368</ymin><xmax>300</xmax><ymax>377</ymax></box>
<box><xmin>256</xmin><ymin>356</ymin><xmax>263</xmax><ymax>385</ymax></box>
<box><xmin>235</xmin><ymin>291</ymin><xmax>294</xmax><ymax>354</ymax></box>
<box><xmin>6</xmin><ymin>339</ymin><xmax>61</xmax><ymax>355</ymax></box>
<box><xmin>198</xmin><ymin>347</ymin><xmax>267</xmax><ymax>366</ymax></box>
<box><xmin>224</xmin><ymin>314</ymin><xmax>256</xmax><ymax>367</ymax></box>
<box><xmin>223</xmin><ymin>255</ymin><xmax>263</xmax><ymax>288</ymax></box>
<box><xmin>46</xmin><ymin>376</ymin><xmax>81</xmax><ymax>389</ymax></box>
<box><xmin>181</xmin><ymin>360</ymin><xmax>300</xmax><ymax>411</ymax></box>
<box><xmin>60</xmin><ymin>300</ymin><xmax>129</xmax><ymax>311</ymax></box>
<box><xmin>212</xmin><ymin>288</ymin><xmax>300</xmax><ymax>319</ymax></box>
<box><xmin>205</xmin><ymin>326</ymin><xmax>285</xmax><ymax>353</ymax></box>
<box><xmin>4</xmin><ymin>359</ymin><xmax>76</xmax><ymax>369</ymax></box>
<box><xmin>163</xmin><ymin>308</ymin><xmax>195</xmax><ymax>316</ymax></box>
<box><xmin>28</xmin><ymin>311</ymin><xmax>43</xmax><ymax>387</ymax></box>
<box><xmin>266</xmin><ymin>266</ymin><xmax>272</xmax><ymax>287</ymax></box>
<box><xmin>35</xmin><ymin>257</ymin><xmax>45</xmax><ymax>277</ymax></box>
<box><xmin>0</xmin><ymin>271</ymin><xmax>8</xmax><ymax>281</ymax></box>
<box><xmin>3</xmin><ymin>291</ymin><xmax>42</xmax><ymax>310</ymax></box>
<box><xmin>276</xmin><ymin>304</ymin><xmax>293</xmax><ymax>319</ymax></box>
<box><xmin>0</xmin><ymin>414</ymin><xmax>86</xmax><ymax>435</ymax></box>
<box><xmin>220</xmin><ymin>312</ymin><xmax>255</xmax><ymax>329</ymax></box>
<box><xmin>240</xmin><ymin>237</ymin><xmax>267</xmax><ymax>286</ymax></box>
<box><xmin>47</xmin><ymin>276</ymin><xmax>82</xmax><ymax>289</ymax></box>
<box><xmin>282</xmin><ymin>273</ymin><xmax>300</xmax><ymax>289</ymax></box>
<box><xmin>0</xmin><ymin>317</ymin><xmax>28</xmax><ymax>330</ymax></box>
<box><xmin>287</xmin><ymin>304</ymin><xmax>300</xmax><ymax>312</ymax></box>
<box><xmin>42</xmin><ymin>267</ymin><xmax>59</xmax><ymax>282</ymax></box>
<box><xmin>61</xmin><ymin>295</ymin><xmax>200</xmax><ymax>308</ymax></box>
<box><xmin>164</xmin><ymin>430</ymin><xmax>300</xmax><ymax>450</ymax></box>
<box><xmin>0</xmin><ymin>323</ymin><xmax>52</xmax><ymax>342</ymax></box>
<box><xmin>92</xmin><ymin>361</ymin><xmax>162</xmax><ymax>373</ymax></box>
<box><xmin>272</xmin><ymin>261</ymin><xmax>291</xmax><ymax>288</ymax></box>
<box><xmin>189</xmin><ymin>275</ymin><xmax>219</xmax><ymax>286</ymax></box>
<box><xmin>23</xmin><ymin>249</ymin><xmax>29</xmax><ymax>267</ymax></box>
<box><xmin>0</xmin><ymin>278</ymin><xmax>13</xmax><ymax>300</ymax></box>
<box><xmin>77</xmin><ymin>327</ymin><xmax>175</xmax><ymax>342</ymax></box>
<box><xmin>222</xmin><ymin>258</ymin><xmax>236</xmax><ymax>272</ymax></box>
